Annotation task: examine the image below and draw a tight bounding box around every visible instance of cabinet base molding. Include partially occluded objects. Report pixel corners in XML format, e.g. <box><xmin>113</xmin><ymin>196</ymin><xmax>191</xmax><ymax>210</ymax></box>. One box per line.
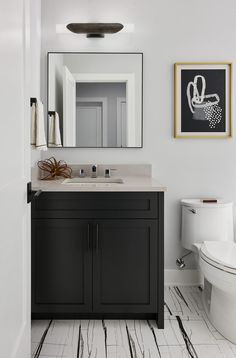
<box><xmin>31</xmin><ymin>312</ymin><xmax>164</xmax><ymax>327</ymax></box>
<box><xmin>32</xmin><ymin>313</ymin><xmax>159</xmax><ymax>320</ymax></box>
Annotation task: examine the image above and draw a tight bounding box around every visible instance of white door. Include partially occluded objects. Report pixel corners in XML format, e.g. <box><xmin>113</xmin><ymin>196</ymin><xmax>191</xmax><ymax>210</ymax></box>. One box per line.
<box><xmin>76</xmin><ymin>103</ymin><xmax>102</xmax><ymax>147</ymax></box>
<box><xmin>63</xmin><ymin>66</ymin><xmax>76</xmax><ymax>146</ymax></box>
<box><xmin>0</xmin><ymin>0</ymin><xmax>30</xmax><ymax>357</ymax></box>
<box><xmin>117</xmin><ymin>97</ymin><xmax>127</xmax><ymax>147</ymax></box>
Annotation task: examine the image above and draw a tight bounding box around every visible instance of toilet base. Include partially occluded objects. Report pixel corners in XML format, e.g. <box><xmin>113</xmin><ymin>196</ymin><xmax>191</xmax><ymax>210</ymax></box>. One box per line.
<box><xmin>202</xmin><ymin>281</ymin><xmax>236</xmax><ymax>344</ymax></box>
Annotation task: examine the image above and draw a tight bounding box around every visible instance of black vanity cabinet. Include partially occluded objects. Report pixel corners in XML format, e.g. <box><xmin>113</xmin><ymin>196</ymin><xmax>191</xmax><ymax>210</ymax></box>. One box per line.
<box><xmin>31</xmin><ymin>192</ymin><xmax>164</xmax><ymax>327</ymax></box>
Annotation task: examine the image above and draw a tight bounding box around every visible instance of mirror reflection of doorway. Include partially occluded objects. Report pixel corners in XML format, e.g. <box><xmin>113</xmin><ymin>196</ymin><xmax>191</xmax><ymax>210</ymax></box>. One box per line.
<box><xmin>117</xmin><ymin>97</ymin><xmax>127</xmax><ymax>147</ymax></box>
<box><xmin>49</xmin><ymin>53</ymin><xmax>143</xmax><ymax>148</ymax></box>
<box><xmin>76</xmin><ymin>82</ymin><xmax>126</xmax><ymax>147</ymax></box>
<box><xmin>76</xmin><ymin>99</ymin><xmax>106</xmax><ymax>147</ymax></box>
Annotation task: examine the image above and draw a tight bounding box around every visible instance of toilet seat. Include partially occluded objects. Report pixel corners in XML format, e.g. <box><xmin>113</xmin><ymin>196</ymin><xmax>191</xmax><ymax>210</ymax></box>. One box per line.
<box><xmin>200</xmin><ymin>241</ymin><xmax>236</xmax><ymax>274</ymax></box>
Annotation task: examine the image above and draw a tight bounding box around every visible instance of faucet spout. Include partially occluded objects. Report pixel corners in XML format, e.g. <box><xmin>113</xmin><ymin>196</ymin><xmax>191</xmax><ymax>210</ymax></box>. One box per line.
<box><xmin>91</xmin><ymin>165</ymin><xmax>97</xmax><ymax>178</ymax></box>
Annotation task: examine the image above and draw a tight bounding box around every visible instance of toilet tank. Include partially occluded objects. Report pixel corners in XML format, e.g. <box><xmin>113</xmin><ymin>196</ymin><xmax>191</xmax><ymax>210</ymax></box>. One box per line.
<box><xmin>181</xmin><ymin>199</ymin><xmax>234</xmax><ymax>251</ymax></box>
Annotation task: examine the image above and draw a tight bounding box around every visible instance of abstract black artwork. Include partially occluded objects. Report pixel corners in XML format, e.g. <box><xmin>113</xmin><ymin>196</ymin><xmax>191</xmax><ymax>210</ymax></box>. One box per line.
<box><xmin>174</xmin><ymin>63</ymin><xmax>232</xmax><ymax>138</ymax></box>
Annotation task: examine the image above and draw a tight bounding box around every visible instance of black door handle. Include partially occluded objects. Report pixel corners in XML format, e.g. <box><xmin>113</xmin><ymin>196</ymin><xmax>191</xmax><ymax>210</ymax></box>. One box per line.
<box><xmin>95</xmin><ymin>223</ymin><xmax>99</xmax><ymax>253</ymax></box>
<box><xmin>87</xmin><ymin>223</ymin><xmax>90</xmax><ymax>250</ymax></box>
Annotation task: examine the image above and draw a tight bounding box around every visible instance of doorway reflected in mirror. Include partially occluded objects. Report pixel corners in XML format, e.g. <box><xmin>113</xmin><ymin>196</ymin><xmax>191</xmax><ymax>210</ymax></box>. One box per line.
<box><xmin>47</xmin><ymin>52</ymin><xmax>143</xmax><ymax>148</ymax></box>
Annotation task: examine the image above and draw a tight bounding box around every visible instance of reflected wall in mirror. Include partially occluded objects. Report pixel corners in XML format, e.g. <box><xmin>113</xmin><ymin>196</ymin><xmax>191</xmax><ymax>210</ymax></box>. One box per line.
<box><xmin>48</xmin><ymin>52</ymin><xmax>143</xmax><ymax>148</ymax></box>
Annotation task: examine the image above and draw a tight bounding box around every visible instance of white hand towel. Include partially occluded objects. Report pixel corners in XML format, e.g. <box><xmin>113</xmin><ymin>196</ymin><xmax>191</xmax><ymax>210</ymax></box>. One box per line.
<box><xmin>54</xmin><ymin>112</ymin><xmax>62</xmax><ymax>146</ymax></box>
<box><xmin>48</xmin><ymin>112</ymin><xmax>62</xmax><ymax>147</ymax></box>
<box><xmin>31</xmin><ymin>103</ymin><xmax>36</xmax><ymax>145</ymax></box>
<box><xmin>31</xmin><ymin>100</ymin><xmax>47</xmax><ymax>150</ymax></box>
<box><xmin>35</xmin><ymin>100</ymin><xmax>47</xmax><ymax>150</ymax></box>
<box><xmin>48</xmin><ymin>115</ymin><xmax>54</xmax><ymax>146</ymax></box>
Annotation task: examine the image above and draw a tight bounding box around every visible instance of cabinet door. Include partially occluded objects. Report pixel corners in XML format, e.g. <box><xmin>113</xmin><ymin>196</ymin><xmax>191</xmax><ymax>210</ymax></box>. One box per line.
<box><xmin>32</xmin><ymin>219</ymin><xmax>92</xmax><ymax>314</ymax></box>
<box><xmin>93</xmin><ymin>220</ymin><xmax>158</xmax><ymax>313</ymax></box>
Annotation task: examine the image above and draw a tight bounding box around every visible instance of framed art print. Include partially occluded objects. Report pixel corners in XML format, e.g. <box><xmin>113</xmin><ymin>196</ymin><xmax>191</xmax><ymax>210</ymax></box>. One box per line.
<box><xmin>174</xmin><ymin>62</ymin><xmax>232</xmax><ymax>138</ymax></box>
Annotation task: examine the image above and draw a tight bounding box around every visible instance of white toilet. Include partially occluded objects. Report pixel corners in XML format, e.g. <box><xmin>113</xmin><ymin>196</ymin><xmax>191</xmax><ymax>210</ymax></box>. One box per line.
<box><xmin>181</xmin><ymin>199</ymin><xmax>236</xmax><ymax>343</ymax></box>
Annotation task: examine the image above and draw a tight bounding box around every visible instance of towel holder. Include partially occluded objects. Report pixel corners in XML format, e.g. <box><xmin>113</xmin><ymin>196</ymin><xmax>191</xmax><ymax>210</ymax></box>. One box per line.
<box><xmin>48</xmin><ymin>111</ymin><xmax>56</xmax><ymax>116</ymax></box>
<box><xmin>30</xmin><ymin>98</ymin><xmax>37</xmax><ymax>106</ymax></box>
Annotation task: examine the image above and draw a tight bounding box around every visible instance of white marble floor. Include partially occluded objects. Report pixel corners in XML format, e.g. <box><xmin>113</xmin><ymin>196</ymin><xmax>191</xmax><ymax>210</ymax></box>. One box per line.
<box><xmin>31</xmin><ymin>286</ymin><xmax>236</xmax><ymax>358</ymax></box>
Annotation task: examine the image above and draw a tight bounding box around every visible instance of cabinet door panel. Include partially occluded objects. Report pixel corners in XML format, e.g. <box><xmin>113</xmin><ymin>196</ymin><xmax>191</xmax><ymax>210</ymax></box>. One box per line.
<box><xmin>93</xmin><ymin>220</ymin><xmax>158</xmax><ymax>313</ymax></box>
<box><xmin>32</xmin><ymin>219</ymin><xmax>92</xmax><ymax>313</ymax></box>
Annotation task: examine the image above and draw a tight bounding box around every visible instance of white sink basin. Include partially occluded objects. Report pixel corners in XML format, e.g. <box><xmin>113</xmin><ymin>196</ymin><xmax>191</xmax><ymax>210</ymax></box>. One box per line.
<box><xmin>62</xmin><ymin>177</ymin><xmax>124</xmax><ymax>185</ymax></box>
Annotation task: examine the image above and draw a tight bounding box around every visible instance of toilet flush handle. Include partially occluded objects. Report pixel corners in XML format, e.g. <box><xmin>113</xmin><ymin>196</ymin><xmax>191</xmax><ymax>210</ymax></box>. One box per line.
<box><xmin>188</xmin><ymin>208</ymin><xmax>197</xmax><ymax>214</ymax></box>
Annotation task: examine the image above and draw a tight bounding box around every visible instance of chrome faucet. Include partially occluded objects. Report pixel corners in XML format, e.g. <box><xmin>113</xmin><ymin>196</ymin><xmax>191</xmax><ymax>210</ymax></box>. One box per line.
<box><xmin>79</xmin><ymin>169</ymin><xmax>85</xmax><ymax>178</ymax></box>
<box><xmin>91</xmin><ymin>165</ymin><xmax>97</xmax><ymax>178</ymax></box>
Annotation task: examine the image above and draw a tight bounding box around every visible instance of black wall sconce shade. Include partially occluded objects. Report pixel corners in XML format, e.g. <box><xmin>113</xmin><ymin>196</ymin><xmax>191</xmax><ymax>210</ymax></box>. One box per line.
<box><xmin>66</xmin><ymin>23</ymin><xmax>124</xmax><ymax>38</ymax></box>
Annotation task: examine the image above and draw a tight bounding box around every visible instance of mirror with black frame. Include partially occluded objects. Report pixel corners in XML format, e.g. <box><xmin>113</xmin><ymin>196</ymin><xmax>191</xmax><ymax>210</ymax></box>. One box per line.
<box><xmin>47</xmin><ymin>52</ymin><xmax>143</xmax><ymax>148</ymax></box>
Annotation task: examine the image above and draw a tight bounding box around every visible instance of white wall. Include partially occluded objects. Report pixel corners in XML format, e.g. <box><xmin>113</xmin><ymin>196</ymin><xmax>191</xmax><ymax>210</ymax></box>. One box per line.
<box><xmin>41</xmin><ymin>0</ymin><xmax>236</xmax><ymax>269</ymax></box>
<box><xmin>30</xmin><ymin>0</ymin><xmax>42</xmax><ymax>166</ymax></box>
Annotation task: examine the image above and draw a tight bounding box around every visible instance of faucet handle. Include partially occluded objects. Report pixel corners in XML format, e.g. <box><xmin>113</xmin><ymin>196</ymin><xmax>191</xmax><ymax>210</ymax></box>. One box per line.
<box><xmin>104</xmin><ymin>168</ymin><xmax>117</xmax><ymax>178</ymax></box>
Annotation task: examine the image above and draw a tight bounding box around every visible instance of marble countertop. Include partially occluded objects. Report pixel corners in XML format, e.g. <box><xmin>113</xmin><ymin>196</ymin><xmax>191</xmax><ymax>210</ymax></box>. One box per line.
<box><xmin>32</xmin><ymin>176</ymin><xmax>167</xmax><ymax>192</ymax></box>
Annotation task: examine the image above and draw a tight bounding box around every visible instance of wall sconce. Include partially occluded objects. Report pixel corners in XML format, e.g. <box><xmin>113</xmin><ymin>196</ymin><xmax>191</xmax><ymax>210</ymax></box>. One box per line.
<box><xmin>66</xmin><ymin>23</ymin><xmax>124</xmax><ymax>38</ymax></box>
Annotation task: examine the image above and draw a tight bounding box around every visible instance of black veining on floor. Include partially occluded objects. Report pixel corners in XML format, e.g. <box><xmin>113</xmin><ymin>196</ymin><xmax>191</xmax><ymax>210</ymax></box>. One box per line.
<box><xmin>76</xmin><ymin>324</ymin><xmax>81</xmax><ymax>358</ymax></box>
<box><xmin>33</xmin><ymin>319</ymin><xmax>52</xmax><ymax>358</ymax></box>
<box><xmin>176</xmin><ymin>315</ymin><xmax>198</xmax><ymax>358</ymax></box>
<box><xmin>126</xmin><ymin>325</ymin><xmax>135</xmax><ymax>358</ymax></box>
<box><xmin>164</xmin><ymin>301</ymin><xmax>172</xmax><ymax>315</ymax></box>
<box><xmin>174</xmin><ymin>286</ymin><xmax>190</xmax><ymax>309</ymax></box>
<box><xmin>134</xmin><ymin>320</ymin><xmax>143</xmax><ymax>356</ymax></box>
<box><xmin>88</xmin><ymin>320</ymin><xmax>95</xmax><ymax>357</ymax></box>
<box><xmin>102</xmin><ymin>320</ymin><xmax>108</xmax><ymax>358</ymax></box>
<box><xmin>79</xmin><ymin>326</ymin><xmax>85</xmax><ymax>358</ymax></box>
<box><xmin>147</xmin><ymin>320</ymin><xmax>161</xmax><ymax>358</ymax></box>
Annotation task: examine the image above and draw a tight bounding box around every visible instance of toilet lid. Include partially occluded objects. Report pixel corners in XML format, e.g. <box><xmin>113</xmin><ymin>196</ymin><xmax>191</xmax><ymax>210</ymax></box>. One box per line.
<box><xmin>181</xmin><ymin>199</ymin><xmax>233</xmax><ymax>208</ymax></box>
<box><xmin>201</xmin><ymin>241</ymin><xmax>236</xmax><ymax>270</ymax></box>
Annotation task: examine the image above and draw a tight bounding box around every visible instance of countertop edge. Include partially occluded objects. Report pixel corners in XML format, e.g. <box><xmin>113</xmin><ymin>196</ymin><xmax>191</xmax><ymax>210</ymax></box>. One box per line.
<box><xmin>32</xmin><ymin>176</ymin><xmax>167</xmax><ymax>192</ymax></box>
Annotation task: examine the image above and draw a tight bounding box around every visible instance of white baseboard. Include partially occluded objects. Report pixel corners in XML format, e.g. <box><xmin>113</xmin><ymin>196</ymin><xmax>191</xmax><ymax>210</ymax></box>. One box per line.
<box><xmin>164</xmin><ymin>269</ymin><xmax>201</xmax><ymax>286</ymax></box>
